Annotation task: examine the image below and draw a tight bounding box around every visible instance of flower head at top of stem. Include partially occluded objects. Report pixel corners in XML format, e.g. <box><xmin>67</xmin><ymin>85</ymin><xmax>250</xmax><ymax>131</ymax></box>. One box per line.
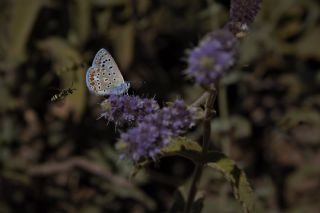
<box><xmin>227</xmin><ymin>0</ymin><xmax>263</xmax><ymax>34</ymax></box>
<box><xmin>186</xmin><ymin>30</ymin><xmax>238</xmax><ymax>87</ymax></box>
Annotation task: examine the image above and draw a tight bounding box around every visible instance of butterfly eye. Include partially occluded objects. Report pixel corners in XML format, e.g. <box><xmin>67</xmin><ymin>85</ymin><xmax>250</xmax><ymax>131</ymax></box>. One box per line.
<box><xmin>109</xmin><ymin>66</ymin><xmax>113</xmax><ymax>69</ymax></box>
<box><xmin>112</xmin><ymin>72</ymin><xmax>115</xmax><ymax>75</ymax></box>
<box><xmin>113</xmin><ymin>78</ymin><xmax>116</xmax><ymax>81</ymax></box>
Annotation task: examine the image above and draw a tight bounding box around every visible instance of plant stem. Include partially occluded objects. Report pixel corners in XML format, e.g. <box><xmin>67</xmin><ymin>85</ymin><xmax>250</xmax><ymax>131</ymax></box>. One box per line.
<box><xmin>191</xmin><ymin>92</ymin><xmax>208</xmax><ymax>107</ymax></box>
<box><xmin>183</xmin><ymin>164</ymin><xmax>203</xmax><ymax>213</ymax></box>
<box><xmin>184</xmin><ymin>87</ymin><xmax>217</xmax><ymax>213</ymax></box>
<box><xmin>218</xmin><ymin>82</ymin><xmax>231</xmax><ymax>155</ymax></box>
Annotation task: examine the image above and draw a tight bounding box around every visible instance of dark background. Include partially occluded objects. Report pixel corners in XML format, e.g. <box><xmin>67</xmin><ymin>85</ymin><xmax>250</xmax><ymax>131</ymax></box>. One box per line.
<box><xmin>0</xmin><ymin>0</ymin><xmax>319</xmax><ymax>212</ymax></box>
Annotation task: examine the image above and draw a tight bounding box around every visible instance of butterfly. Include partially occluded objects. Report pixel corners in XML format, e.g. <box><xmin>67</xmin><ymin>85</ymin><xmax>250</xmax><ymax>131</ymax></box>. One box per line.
<box><xmin>86</xmin><ymin>48</ymin><xmax>130</xmax><ymax>96</ymax></box>
<box><xmin>51</xmin><ymin>87</ymin><xmax>76</xmax><ymax>102</ymax></box>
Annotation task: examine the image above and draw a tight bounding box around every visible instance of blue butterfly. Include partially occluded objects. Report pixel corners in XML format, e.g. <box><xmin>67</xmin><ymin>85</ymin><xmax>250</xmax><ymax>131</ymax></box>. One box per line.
<box><xmin>86</xmin><ymin>48</ymin><xmax>130</xmax><ymax>95</ymax></box>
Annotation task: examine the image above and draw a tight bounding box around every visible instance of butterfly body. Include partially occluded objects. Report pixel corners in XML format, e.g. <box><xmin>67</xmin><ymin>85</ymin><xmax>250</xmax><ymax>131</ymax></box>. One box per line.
<box><xmin>86</xmin><ymin>48</ymin><xmax>130</xmax><ymax>96</ymax></box>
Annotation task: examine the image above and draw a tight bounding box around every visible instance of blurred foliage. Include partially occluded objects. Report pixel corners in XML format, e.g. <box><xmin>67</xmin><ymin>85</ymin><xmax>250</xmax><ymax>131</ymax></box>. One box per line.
<box><xmin>162</xmin><ymin>137</ymin><xmax>254</xmax><ymax>213</ymax></box>
<box><xmin>0</xmin><ymin>0</ymin><xmax>320</xmax><ymax>212</ymax></box>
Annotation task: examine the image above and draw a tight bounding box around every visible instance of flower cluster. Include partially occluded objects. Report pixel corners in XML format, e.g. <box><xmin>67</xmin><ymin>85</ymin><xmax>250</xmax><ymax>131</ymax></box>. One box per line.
<box><xmin>227</xmin><ymin>0</ymin><xmax>262</xmax><ymax>34</ymax></box>
<box><xmin>186</xmin><ymin>30</ymin><xmax>238</xmax><ymax>86</ymax></box>
<box><xmin>99</xmin><ymin>95</ymin><xmax>159</xmax><ymax>126</ymax></box>
<box><xmin>119</xmin><ymin>100</ymin><xmax>195</xmax><ymax>161</ymax></box>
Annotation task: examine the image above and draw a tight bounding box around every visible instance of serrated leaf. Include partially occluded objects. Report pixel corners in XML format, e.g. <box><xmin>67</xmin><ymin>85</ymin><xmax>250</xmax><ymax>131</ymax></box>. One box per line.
<box><xmin>162</xmin><ymin>137</ymin><xmax>202</xmax><ymax>153</ymax></box>
<box><xmin>162</xmin><ymin>137</ymin><xmax>203</xmax><ymax>162</ymax></box>
<box><xmin>162</xmin><ymin>137</ymin><xmax>254</xmax><ymax>212</ymax></box>
<box><xmin>204</xmin><ymin>152</ymin><xmax>254</xmax><ymax>213</ymax></box>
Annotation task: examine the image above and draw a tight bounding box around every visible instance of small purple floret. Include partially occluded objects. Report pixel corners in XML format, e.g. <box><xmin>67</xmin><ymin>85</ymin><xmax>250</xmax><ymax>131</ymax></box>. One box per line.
<box><xmin>120</xmin><ymin>100</ymin><xmax>195</xmax><ymax>161</ymax></box>
<box><xmin>99</xmin><ymin>94</ymin><xmax>159</xmax><ymax>126</ymax></box>
<box><xmin>186</xmin><ymin>30</ymin><xmax>238</xmax><ymax>86</ymax></box>
<box><xmin>230</xmin><ymin>0</ymin><xmax>262</xmax><ymax>25</ymax></box>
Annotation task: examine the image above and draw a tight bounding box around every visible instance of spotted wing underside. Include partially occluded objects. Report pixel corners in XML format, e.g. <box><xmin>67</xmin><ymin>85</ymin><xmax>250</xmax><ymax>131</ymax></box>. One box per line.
<box><xmin>86</xmin><ymin>48</ymin><xmax>126</xmax><ymax>96</ymax></box>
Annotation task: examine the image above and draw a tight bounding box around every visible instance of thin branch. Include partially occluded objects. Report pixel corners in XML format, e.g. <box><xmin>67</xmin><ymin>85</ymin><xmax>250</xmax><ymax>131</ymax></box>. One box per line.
<box><xmin>28</xmin><ymin>157</ymin><xmax>132</xmax><ymax>188</ymax></box>
<box><xmin>190</xmin><ymin>91</ymin><xmax>209</xmax><ymax>107</ymax></box>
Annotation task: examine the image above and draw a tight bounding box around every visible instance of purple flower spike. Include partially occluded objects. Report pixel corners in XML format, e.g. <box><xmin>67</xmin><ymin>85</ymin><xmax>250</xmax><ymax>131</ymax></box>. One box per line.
<box><xmin>119</xmin><ymin>100</ymin><xmax>195</xmax><ymax>161</ymax></box>
<box><xmin>230</xmin><ymin>0</ymin><xmax>262</xmax><ymax>25</ymax></box>
<box><xmin>99</xmin><ymin>94</ymin><xmax>159</xmax><ymax>126</ymax></box>
<box><xmin>186</xmin><ymin>30</ymin><xmax>238</xmax><ymax>86</ymax></box>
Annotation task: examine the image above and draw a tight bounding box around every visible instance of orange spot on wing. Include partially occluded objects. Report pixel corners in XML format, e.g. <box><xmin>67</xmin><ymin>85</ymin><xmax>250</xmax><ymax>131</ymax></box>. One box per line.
<box><xmin>89</xmin><ymin>72</ymin><xmax>95</xmax><ymax>81</ymax></box>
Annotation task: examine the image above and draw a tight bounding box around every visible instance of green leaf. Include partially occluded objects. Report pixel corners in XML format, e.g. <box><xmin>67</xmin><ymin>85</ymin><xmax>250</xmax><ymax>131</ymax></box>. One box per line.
<box><xmin>3</xmin><ymin>0</ymin><xmax>43</xmax><ymax>69</ymax></box>
<box><xmin>169</xmin><ymin>188</ymin><xmax>185</xmax><ymax>213</ymax></box>
<box><xmin>192</xmin><ymin>191</ymin><xmax>205</xmax><ymax>213</ymax></box>
<box><xmin>164</xmin><ymin>137</ymin><xmax>202</xmax><ymax>152</ymax></box>
<box><xmin>204</xmin><ymin>152</ymin><xmax>255</xmax><ymax>213</ymax></box>
<box><xmin>162</xmin><ymin>137</ymin><xmax>203</xmax><ymax>162</ymax></box>
<box><xmin>37</xmin><ymin>37</ymin><xmax>86</xmax><ymax>121</ymax></box>
<box><xmin>162</xmin><ymin>137</ymin><xmax>254</xmax><ymax>213</ymax></box>
<box><xmin>69</xmin><ymin>0</ymin><xmax>91</xmax><ymax>45</ymax></box>
<box><xmin>169</xmin><ymin>187</ymin><xmax>204</xmax><ymax>213</ymax></box>
<box><xmin>130</xmin><ymin>160</ymin><xmax>151</xmax><ymax>180</ymax></box>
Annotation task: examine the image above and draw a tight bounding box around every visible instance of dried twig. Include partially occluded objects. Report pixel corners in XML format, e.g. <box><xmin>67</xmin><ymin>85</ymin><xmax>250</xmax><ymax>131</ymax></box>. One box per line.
<box><xmin>28</xmin><ymin>157</ymin><xmax>132</xmax><ymax>188</ymax></box>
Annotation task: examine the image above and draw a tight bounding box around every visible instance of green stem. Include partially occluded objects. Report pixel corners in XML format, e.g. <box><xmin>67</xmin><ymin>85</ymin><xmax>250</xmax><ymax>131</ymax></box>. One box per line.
<box><xmin>184</xmin><ymin>87</ymin><xmax>217</xmax><ymax>213</ymax></box>
<box><xmin>218</xmin><ymin>82</ymin><xmax>231</xmax><ymax>155</ymax></box>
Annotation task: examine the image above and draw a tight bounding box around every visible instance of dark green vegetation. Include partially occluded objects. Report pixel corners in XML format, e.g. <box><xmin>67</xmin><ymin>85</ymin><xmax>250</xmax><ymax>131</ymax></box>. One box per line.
<box><xmin>0</xmin><ymin>0</ymin><xmax>319</xmax><ymax>212</ymax></box>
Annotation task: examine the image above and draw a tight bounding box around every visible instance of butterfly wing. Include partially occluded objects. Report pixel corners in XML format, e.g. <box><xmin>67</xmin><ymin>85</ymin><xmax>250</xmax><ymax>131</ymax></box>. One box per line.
<box><xmin>94</xmin><ymin>49</ymin><xmax>125</xmax><ymax>82</ymax></box>
<box><xmin>92</xmin><ymin>48</ymin><xmax>108</xmax><ymax>66</ymax></box>
<box><xmin>86</xmin><ymin>49</ymin><xmax>127</xmax><ymax>96</ymax></box>
<box><xmin>86</xmin><ymin>66</ymin><xmax>113</xmax><ymax>95</ymax></box>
